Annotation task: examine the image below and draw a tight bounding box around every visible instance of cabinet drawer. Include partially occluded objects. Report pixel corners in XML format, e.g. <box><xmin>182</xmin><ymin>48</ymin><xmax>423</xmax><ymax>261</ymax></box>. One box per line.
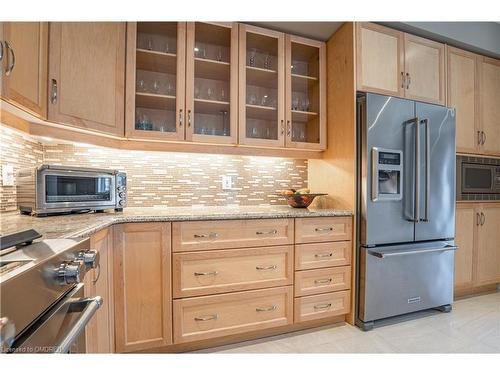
<box><xmin>295</xmin><ymin>217</ymin><xmax>352</xmax><ymax>244</ymax></box>
<box><xmin>295</xmin><ymin>266</ymin><xmax>351</xmax><ymax>297</ymax></box>
<box><xmin>173</xmin><ymin>246</ymin><xmax>293</xmax><ymax>298</ymax></box>
<box><xmin>295</xmin><ymin>241</ymin><xmax>351</xmax><ymax>270</ymax></box>
<box><xmin>173</xmin><ymin>286</ymin><xmax>293</xmax><ymax>343</ymax></box>
<box><xmin>294</xmin><ymin>290</ymin><xmax>351</xmax><ymax>323</ymax></box>
<box><xmin>172</xmin><ymin>219</ymin><xmax>294</xmax><ymax>252</ymax></box>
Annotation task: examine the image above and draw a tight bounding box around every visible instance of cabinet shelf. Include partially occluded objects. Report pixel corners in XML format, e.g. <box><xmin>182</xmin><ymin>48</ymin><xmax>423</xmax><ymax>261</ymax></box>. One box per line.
<box><xmin>291</xmin><ymin>109</ymin><xmax>318</xmax><ymax>123</ymax></box>
<box><xmin>195</xmin><ymin>58</ymin><xmax>230</xmax><ymax>81</ymax></box>
<box><xmin>291</xmin><ymin>73</ymin><xmax>318</xmax><ymax>81</ymax></box>
<box><xmin>246</xmin><ymin>66</ymin><xmax>278</xmax><ymax>89</ymax></box>
<box><xmin>194</xmin><ymin>98</ymin><xmax>230</xmax><ymax>114</ymax></box>
<box><xmin>136</xmin><ymin>92</ymin><xmax>176</xmax><ymax>110</ymax></box>
<box><xmin>136</xmin><ymin>48</ymin><xmax>177</xmax><ymax>74</ymax></box>
<box><xmin>246</xmin><ymin>104</ymin><xmax>277</xmax><ymax>121</ymax></box>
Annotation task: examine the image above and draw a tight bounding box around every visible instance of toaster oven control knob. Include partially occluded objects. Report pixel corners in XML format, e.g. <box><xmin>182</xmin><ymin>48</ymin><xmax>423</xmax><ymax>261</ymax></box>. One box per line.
<box><xmin>118</xmin><ymin>199</ymin><xmax>125</xmax><ymax>206</ymax></box>
<box><xmin>118</xmin><ymin>192</ymin><xmax>126</xmax><ymax>199</ymax></box>
<box><xmin>76</xmin><ymin>250</ymin><xmax>99</xmax><ymax>270</ymax></box>
<box><xmin>117</xmin><ymin>186</ymin><xmax>126</xmax><ymax>192</ymax></box>
<box><xmin>57</xmin><ymin>261</ymin><xmax>83</xmax><ymax>285</ymax></box>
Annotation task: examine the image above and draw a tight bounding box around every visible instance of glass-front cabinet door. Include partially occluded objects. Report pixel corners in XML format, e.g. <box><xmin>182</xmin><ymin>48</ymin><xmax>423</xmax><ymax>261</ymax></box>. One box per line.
<box><xmin>239</xmin><ymin>24</ymin><xmax>285</xmax><ymax>147</ymax></box>
<box><xmin>185</xmin><ymin>22</ymin><xmax>238</xmax><ymax>144</ymax></box>
<box><xmin>285</xmin><ymin>35</ymin><xmax>326</xmax><ymax>150</ymax></box>
<box><xmin>126</xmin><ymin>22</ymin><xmax>186</xmax><ymax>140</ymax></box>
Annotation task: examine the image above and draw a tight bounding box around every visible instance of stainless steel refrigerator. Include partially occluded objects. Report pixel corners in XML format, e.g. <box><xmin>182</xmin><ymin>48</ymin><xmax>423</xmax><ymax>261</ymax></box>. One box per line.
<box><xmin>356</xmin><ymin>92</ymin><xmax>457</xmax><ymax>331</ymax></box>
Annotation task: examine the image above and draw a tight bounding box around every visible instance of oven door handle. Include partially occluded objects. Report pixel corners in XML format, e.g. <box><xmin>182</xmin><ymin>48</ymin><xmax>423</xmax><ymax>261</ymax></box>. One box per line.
<box><xmin>368</xmin><ymin>245</ymin><xmax>457</xmax><ymax>259</ymax></box>
<box><xmin>54</xmin><ymin>296</ymin><xmax>103</xmax><ymax>353</ymax></box>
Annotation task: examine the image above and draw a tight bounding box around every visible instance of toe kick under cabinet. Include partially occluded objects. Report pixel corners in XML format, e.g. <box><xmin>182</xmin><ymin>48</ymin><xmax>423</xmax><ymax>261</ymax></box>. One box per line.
<box><xmin>114</xmin><ymin>216</ymin><xmax>352</xmax><ymax>351</ymax></box>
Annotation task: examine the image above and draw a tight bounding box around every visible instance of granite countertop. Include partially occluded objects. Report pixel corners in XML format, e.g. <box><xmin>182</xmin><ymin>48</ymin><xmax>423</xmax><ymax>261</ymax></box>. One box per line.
<box><xmin>0</xmin><ymin>205</ymin><xmax>352</xmax><ymax>240</ymax></box>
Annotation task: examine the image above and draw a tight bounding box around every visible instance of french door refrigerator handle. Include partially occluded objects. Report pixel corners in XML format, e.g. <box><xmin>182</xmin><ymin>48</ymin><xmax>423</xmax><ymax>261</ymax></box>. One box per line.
<box><xmin>421</xmin><ymin>118</ymin><xmax>430</xmax><ymax>222</ymax></box>
<box><xmin>406</xmin><ymin>117</ymin><xmax>420</xmax><ymax>222</ymax></box>
<box><xmin>368</xmin><ymin>245</ymin><xmax>457</xmax><ymax>258</ymax></box>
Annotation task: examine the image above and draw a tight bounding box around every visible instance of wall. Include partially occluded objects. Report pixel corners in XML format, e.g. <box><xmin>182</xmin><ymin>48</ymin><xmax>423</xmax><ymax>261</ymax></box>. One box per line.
<box><xmin>0</xmin><ymin>125</ymin><xmax>308</xmax><ymax>212</ymax></box>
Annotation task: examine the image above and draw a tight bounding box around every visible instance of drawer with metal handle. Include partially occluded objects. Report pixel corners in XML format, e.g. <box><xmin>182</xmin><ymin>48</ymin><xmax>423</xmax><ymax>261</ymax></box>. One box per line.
<box><xmin>172</xmin><ymin>246</ymin><xmax>293</xmax><ymax>298</ymax></box>
<box><xmin>173</xmin><ymin>286</ymin><xmax>293</xmax><ymax>343</ymax></box>
<box><xmin>295</xmin><ymin>241</ymin><xmax>351</xmax><ymax>270</ymax></box>
<box><xmin>172</xmin><ymin>219</ymin><xmax>293</xmax><ymax>252</ymax></box>
<box><xmin>294</xmin><ymin>290</ymin><xmax>351</xmax><ymax>323</ymax></box>
<box><xmin>295</xmin><ymin>217</ymin><xmax>352</xmax><ymax>244</ymax></box>
<box><xmin>294</xmin><ymin>266</ymin><xmax>351</xmax><ymax>297</ymax></box>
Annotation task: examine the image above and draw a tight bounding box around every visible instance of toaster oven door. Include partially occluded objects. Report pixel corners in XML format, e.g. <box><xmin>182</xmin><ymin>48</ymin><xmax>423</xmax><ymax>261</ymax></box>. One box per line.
<box><xmin>37</xmin><ymin>169</ymin><xmax>116</xmax><ymax>212</ymax></box>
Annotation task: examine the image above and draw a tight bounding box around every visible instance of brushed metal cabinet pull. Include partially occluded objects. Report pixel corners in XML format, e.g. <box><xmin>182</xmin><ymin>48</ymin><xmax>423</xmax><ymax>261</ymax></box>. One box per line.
<box><xmin>187</xmin><ymin>109</ymin><xmax>192</xmax><ymax>127</ymax></box>
<box><xmin>314</xmin><ymin>303</ymin><xmax>332</xmax><ymax>310</ymax></box>
<box><xmin>194</xmin><ymin>314</ymin><xmax>218</xmax><ymax>322</ymax></box>
<box><xmin>280</xmin><ymin>119</ymin><xmax>284</xmax><ymax>135</ymax></box>
<box><xmin>256</xmin><ymin>305</ymin><xmax>277</xmax><ymax>312</ymax></box>
<box><xmin>50</xmin><ymin>79</ymin><xmax>58</xmax><ymax>104</ymax></box>
<box><xmin>477</xmin><ymin>131</ymin><xmax>482</xmax><ymax>145</ymax></box>
<box><xmin>179</xmin><ymin>109</ymin><xmax>183</xmax><ymax>127</ymax></box>
<box><xmin>194</xmin><ymin>271</ymin><xmax>218</xmax><ymax>276</ymax></box>
<box><xmin>92</xmin><ymin>264</ymin><xmax>101</xmax><ymax>284</ymax></box>
<box><xmin>0</xmin><ymin>41</ymin><xmax>4</xmax><ymax>65</ymax></box>
<box><xmin>406</xmin><ymin>72</ymin><xmax>411</xmax><ymax>89</ymax></box>
<box><xmin>401</xmin><ymin>71</ymin><xmax>405</xmax><ymax>88</ymax></box>
<box><xmin>256</xmin><ymin>265</ymin><xmax>277</xmax><ymax>271</ymax></box>
<box><xmin>481</xmin><ymin>212</ymin><xmax>485</xmax><ymax>226</ymax></box>
<box><xmin>5</xmin><ymin>41</ymin><xmax>15</xmax><ymax>76</ymax></box>
<box><xmin>482</xmin><ymin>131</ymin><xmax>486</xmax><ymax>145</ymax></box>
<box><xmin>314</xmin><ymin>253</ymin><xmax>333</xmax><ymax>258</ymax></box>
<box><xmin>315</xmin><ymin>227</ymin><xmax>333</xmax><ymax>232</ymax></box>
<box><xmin>286</xmin><ymin>120</ymin><xmax>291</xmax><ymax>136</ymax></box>
<box><xmin>477</xmin><ymin>212</ymin><xmax>481</xmax><ymax>226</ymax></box>
<box><xmin>193</xmin><ymin>232</ymin><xmax>218</xmax><ymax>239</ymax></box>
<box><xmin>256</xmin><ymin>229</ymin><xmax>278</xmax><ymax>235</ymax></box>
<box><xmin>314</xmin><ymin>278</ymin><xmax>332</xmax><ymax>285</ymax></box>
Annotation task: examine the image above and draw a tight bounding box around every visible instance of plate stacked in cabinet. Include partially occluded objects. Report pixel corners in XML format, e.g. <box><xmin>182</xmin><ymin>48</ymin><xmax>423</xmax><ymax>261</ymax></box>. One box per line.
<box><xmin>171</xmin><ymin>219</ymin><xmax>295</xmax><ymax>343</ymax></box>
<box><xmin>294</xmin><ymin>217</ymin><xmax>352</xmax><ymax>322</ymax></box>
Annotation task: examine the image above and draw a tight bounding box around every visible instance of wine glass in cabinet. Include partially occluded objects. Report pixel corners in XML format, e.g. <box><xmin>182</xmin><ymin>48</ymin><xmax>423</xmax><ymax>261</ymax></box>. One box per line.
<box><xmin>125</xmin><ymin>22</ymin><xmax>186</xmax><ymax>140</ymax></box>
<box><xmin>185</xmin><ymin>22</ymin><xmax>238</xmax><ymax>144</ymax></box>
<box><xmin>285</xmin><ymin>35</ymin><xmax>326</xmax><ymax>150</ymax></box>
<box><xmin>239</xmin><ymin>24</ymin><xmax>285</xmax><ymax>147</ymax></box>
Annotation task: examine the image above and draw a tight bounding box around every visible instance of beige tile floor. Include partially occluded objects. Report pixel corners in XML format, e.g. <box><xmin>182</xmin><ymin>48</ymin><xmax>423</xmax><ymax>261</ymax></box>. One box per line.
<box><xmin>196</xmin><ymin>291</ymin><xmax>500</xmax><ymax>353</ymax></box>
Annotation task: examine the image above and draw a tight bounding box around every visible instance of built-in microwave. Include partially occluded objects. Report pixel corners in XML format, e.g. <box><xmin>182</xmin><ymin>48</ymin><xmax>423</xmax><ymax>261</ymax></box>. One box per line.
<box><xmin>456</xmin><ymin>156</ymin><xmax>500</xmax><ymax>201</ymax></box>
<box><xmin>17</xmin><ymin>165</ymin><xmax>127</xmax><ymax>216</ymax></box>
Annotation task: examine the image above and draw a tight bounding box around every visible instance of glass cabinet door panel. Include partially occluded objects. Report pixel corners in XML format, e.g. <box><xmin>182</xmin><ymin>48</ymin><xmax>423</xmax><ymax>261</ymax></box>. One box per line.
<box><xmin>185</xmin><ymin>22</ymin><xmax>237</xmax><ymax>144</ymax></box>
<box><xmin>239</xmin><ymin>24</ymin><xmax>285</xmax><ymax>147</ymax></box>
<box><xmin>129</xmin><ymin>22</ymin><xmax>186</xmax><ymax>140</ymax></box>
<box><xmin>286</xmin><ymin>36</ymin><xmax>326</xmax><ymax>150</ymax></box>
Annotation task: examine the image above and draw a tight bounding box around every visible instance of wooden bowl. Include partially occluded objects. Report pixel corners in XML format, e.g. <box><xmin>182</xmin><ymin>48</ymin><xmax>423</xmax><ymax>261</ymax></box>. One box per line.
<box><xmin>280</xmin><ymin>193</ymin><xmax>327</xmax><ymax>208</ymax></box>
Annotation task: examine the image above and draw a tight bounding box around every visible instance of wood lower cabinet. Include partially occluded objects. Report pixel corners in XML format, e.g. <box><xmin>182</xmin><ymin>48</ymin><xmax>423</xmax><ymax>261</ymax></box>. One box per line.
<box><xmin>295</xmin><ymin>216</ymin><xmax>352</xmax><ymax>244</ymax></box>
<box><xmin>455</xmin><ymin>202</ymin><xmax>500</xmax><ymax>294</ymax></box>
<box><xmin>84</xmin><ymin>227</ymin><xmax>115</xmax><ymax>353</ymax></box>
<box><xmin>478</xmin><ymin>57</ymin><xmax>500</xmax><ymax>156</ymax></box>
<box><xmin>475</xmin><ymin>203</ymin><xmax>500</xmax><ymax>285</ymax></box>
<box><xmin>295</xmin><ymin>241</ymin><xmax>351</xmax><ymax>270</ymax></box>
<box><xmin>173</xmin><ymin>286</ymin><xmax>293</xmax><ymax>343</ymax></box>
<box><xmin>48</xmin><ymin>22</ymin><xmax>126</xmax><ymax>136</ymax></box>
<box><xmin>113</xmin><ymin>222</ymin><xmax>172</xmax><ymax>352</ymax></box>
<box><xmin>0</xmin><ymin>22</ymin><xmax>48</xmax><ymax>118</ymax></box>
<box><xmin>294</xmin><ymin>290</ymin><xmax>350</xmax><ymax>323</ymax></box>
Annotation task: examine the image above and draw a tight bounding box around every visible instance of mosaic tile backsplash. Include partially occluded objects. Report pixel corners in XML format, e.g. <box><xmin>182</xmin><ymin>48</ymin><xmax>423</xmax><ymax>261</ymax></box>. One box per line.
<box><xmin>0</xmin><ymin>125</ymin><xmax>308</xmax><ymax>212</ymax></box>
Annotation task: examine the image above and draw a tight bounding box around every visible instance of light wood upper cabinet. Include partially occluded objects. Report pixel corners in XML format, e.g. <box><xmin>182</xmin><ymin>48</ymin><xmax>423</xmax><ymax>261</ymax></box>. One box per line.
<box><xmin>185</xmin><ymin>22</ymin><xmax>238</xmax><ymax>144</ymax></box>
<box><xmin>447</xmin><ymin>47</ymin><xmax>479</xmax><ymax>153</ymax></box>
<box><xmin>478</xmin><ymin>57</ymin><xmax>500</xmax><ymax>156</ymax></box>
<box><xmin>113</xmin><ymin>222</ymin><xmax>172</xmax><ymax>352</ymax></box>
<box><xmin>285</xmin><ymin>35</ymin><xmax>326</xmax><ymax>150</ymax></box>
<box><xmin>404</xmin><ymin>33</ymin><xmax>446</xmax><ymax>105</ymax></box>
<box><xmin>475</xmin><ymin>203</ymin><xmax>500</xmax><ymax>286</ymax></box>
<box><xmin>125</xmin><ymin>22</ymin><xmax>186</xmax><ymax>141</ymax></box>
<box><xmin>356</xmin><ymin>22</ymin><xmax>405</xmax><ymax>97</ymax></box>
<box><xmin>454</xmin><ymin>204</ymin><xmax>476</xmax><ymax>290</ymax></box>
<box><xmin>1</xmin><ymin>22</ymin><xmax>48</xmax><ymax>118</ymax></box>
<box><xmin>356</xmin><ymin>23</ymin><xmax>446</xmax><ymax>105</ymax></box>
<box><xmin>239</xmin><ymin>24</ymin><xmax>285</xmax><ymax>148</ymax></box>
<box><xmin>48</xmin><ymin>22</ymin><xmax>125</xmax><ymax>136</ymax></box>
<box><xmin>84</xmin><ymin>227</ymin><xmax>114</xmax><ymax>353</ymax></box>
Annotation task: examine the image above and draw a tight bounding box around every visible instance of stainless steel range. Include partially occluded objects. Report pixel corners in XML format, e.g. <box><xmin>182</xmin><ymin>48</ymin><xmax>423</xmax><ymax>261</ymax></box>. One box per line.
<box><xmin>0</xmin><ymin>237</ymin><xmax>102</xmax><ymax>353</ymax></box>
<box><xmin>356</xmin><ymin>92</ymin><xmax>457</xmax><ymax>330</ymax></box>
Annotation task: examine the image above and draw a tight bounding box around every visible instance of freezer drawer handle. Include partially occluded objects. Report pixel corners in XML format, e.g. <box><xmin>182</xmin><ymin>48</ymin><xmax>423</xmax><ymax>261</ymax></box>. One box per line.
<box><xmin>368</xmin><ymin>245</ymin><xmax>457</xmax><ymax>259</ymax></box>
<box><xmin>55</xmin><ymin>296</ymin><xmax>103</xmax><ymax>353</ymax></box>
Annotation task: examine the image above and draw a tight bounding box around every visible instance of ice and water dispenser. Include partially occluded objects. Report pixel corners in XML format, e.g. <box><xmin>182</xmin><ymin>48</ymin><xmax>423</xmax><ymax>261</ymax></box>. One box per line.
<box><xmin>371</xmin><ymin>147</ymin><xmax>403</xmax><ymax>201</ymax></box>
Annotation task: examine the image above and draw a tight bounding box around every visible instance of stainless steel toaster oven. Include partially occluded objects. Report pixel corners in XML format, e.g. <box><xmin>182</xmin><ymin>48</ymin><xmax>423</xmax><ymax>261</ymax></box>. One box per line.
<box><xmin>17</xmin><ymin>165</ymin><xmax>127</xmax><ymax>216</ymax></box>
